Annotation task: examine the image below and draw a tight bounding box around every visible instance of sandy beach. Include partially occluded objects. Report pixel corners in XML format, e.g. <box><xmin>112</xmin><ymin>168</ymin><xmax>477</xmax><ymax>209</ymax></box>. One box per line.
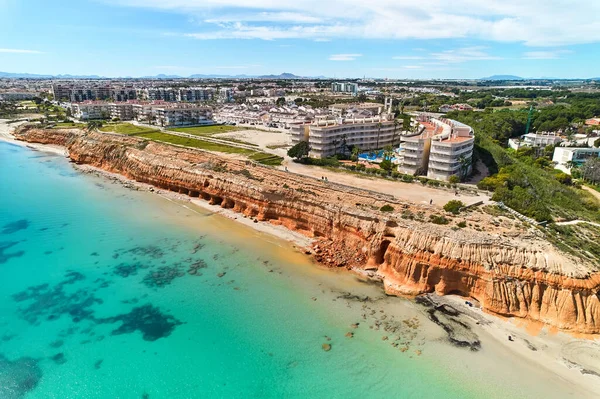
<box><xmin>2</xmin><ymin>119</ymin><xmax>600</xmax><ymax>397</ymax></box>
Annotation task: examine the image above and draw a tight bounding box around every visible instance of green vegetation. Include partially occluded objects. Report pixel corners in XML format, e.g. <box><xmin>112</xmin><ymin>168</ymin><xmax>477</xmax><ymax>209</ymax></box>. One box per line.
<box><xmin>99</xmin><ymin>123</ymin><xmax>160</xmax><ymax>135</ymax></box>
<box><xmin>168</xmin><ymin>125</ymin><xmax>242</xmax><ymax>136</ymax></box>
<box><xmin>447</xmin><ymin>109</ymin><xmax>600</xmax><ymax>222</ymax></box>
<box><xmin>380</xmin><ymin>204</ymin><xmax>394</xmax><ymax>212</ymax></box>
<box><xmin>287</xmin><ymin>141</ymin><xmax>310</xmax><ymax>160</ymax></box>
<box><xmin>52</xmin><ymin>122</ymin><xmax>85</xmax><ymax>129</ymax></box>
<box><xmin>128</xmin><ymin>131</ymin><xmax>256</xmax><ymax>154</ymax></box>
<box><xmin>444</xmin><ymin>200</ymin><xmax>465</xmax><ymax>215</ymax></box>
<box><xmin>457</xmin><ymin>221</ymin><xmax>467</xmax><ymax>228</ymax></box>
<box><xmin>248</xmin><ymin>153</ymin><xmax>284</xmax><ymax>166</ymax></box>
<box><xmin>429</xmin><ymin>215</ymin><xmax>450</xmax><ymax>225</ymax></box>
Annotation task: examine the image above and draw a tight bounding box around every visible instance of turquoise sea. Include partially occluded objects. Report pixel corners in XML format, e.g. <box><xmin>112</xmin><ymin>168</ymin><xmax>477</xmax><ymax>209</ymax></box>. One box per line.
<box><xmin>0</xmin><ymin>141</ymin><xmax>587</xmax><ymax>398</ymax></box>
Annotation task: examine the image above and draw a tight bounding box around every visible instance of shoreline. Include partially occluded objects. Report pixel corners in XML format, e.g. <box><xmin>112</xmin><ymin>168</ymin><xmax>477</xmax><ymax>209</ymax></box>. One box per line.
<box><xmin>2</xmin><ymin>124</ymin><xmax>600</xmax><ymax>396</ymax></box>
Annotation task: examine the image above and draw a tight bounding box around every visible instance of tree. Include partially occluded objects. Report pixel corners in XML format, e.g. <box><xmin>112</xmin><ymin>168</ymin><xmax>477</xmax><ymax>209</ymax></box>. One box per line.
<box><xmin>351</xmin><ymin>146</ymin><xmax>360</xmax><ymax>163</ymax></box>
<box><xmin>392</xmin><ymin>119</ymin><xmax>400</xmax><ymax>145</ymax></box>
<box><xmin>86</xmin><ymin>120</ymin><xmax>103</xmax><ymax>132</ymax></box>
<box><xmin>444</xmin><ymin>200</ymin><xmax>465</xmax><ymax>215</ymax></box>
<box><xmin>580</xmin><ymin>158</ymin><xmax>600</xmax><ymax>183</ymax></box>
<box><xmin>379</xmin><ymin>159</ymin><xmax>393</xmax><ymax>171</ymax></box>
<box><xmin>458</xmin><ymin>155</ymin><xmax>472</xmax><ymax>180</ymax></box>
<box><xmin>276</xmin><ymin>97</ymin><xmax>286</xmax><ymax>106</ymax></box>
<box><xmin>287</xmin><ymin>141</ymin><xmax>310</xmax><ymax>160</ymax></box>
<box><xmin>376</xmin><ymin>122</ymin><xmax>382</xmax><ymax>149</ymax></box>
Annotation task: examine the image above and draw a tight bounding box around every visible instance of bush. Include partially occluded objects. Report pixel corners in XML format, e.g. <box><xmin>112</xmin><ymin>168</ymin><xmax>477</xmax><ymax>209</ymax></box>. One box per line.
<box><xmin>418</xmin><ymin>177</ymin><xmax>429</xmax><ymax>185</ymax></box>
<box><xmin>401</xmin><ymin>175</ymin><xmax>414</xmax><ymax>183</ymax></box>
<box><xmin>379</xmin><ymin>159</ymin><xmax>393</xmax><ymax>171</ymax></box>
<box><xmin>288</xmin><ymin>141</ymin><xmax>310</xmax><ymax>159</ymax></box>
<box><xmin>444</xmin><ymin>200</ymin><xmax>465</xmax><ymax>215</ymax></box>
<box><xmin>448</xmin><ymin>175</ymin><xmax>460</xmax><ymax>184</ymax></box>
<box><xmin>429</xmin><ymin>214</ymin><xmax>450</xmax><ymax>225</ymax></box>
<box><xmin>380</xmin><ymin>204</ymin><xmax>394</xmax><ymax>212</ymax></box>
<box><xmin>457</xmin><ymin>221</ymin><xmax>467</xmax><ymax>228</ymax></box>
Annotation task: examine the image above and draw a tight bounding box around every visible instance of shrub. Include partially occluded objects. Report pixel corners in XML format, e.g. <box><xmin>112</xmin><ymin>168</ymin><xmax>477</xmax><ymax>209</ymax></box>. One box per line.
<box><xmin>457</xmin><ymin>221</ymin><xmax>467</xmax><ymax>228</ymax></box>
<box><xmin>444</xmin><ymin>200</ymin><xmax>465</xmax><ymax>215</ymax></box>
<box><xmin>429</xmin><ymin>214</ymin><xmax>450</xmax><ymax>225</ymax></box>
<box><xmin>418</xmin><ymin>177</ymin><xmax>429</xmax><ymax>185</ymax></box>
<box><xmin>448</xmin><ymin>175</ymin><xmax>460</xmax><ymax>184</ymax></box>
<box><xmin>380</xmin><ymin>204</ymin><xmax>394</xmax><ymax>212</ymax></box>
<box><xmin>401</xmin><ymin>175</ymin><xmax>414</xmax><ymax>183</ymax></box>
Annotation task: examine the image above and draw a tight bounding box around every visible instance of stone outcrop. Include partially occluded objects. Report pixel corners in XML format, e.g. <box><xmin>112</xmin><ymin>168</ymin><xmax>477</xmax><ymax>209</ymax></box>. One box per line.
<box><xmin>14</xmin><ymin>126</ymin><xmax>600</xmax><ymax>334</ymax></box>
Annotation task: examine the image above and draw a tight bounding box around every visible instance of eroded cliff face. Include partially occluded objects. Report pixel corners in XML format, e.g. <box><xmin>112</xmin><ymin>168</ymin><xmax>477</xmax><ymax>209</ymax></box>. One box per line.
<box><xmin>14</xmin><ymin>127</ymin><xmax>600</xmax><ymax>334</ymax></box>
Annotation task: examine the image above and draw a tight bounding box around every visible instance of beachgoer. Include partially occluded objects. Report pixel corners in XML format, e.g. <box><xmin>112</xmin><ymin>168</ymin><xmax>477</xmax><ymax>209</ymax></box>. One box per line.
<box><xmin>429</xmin><ymin>199</ymin><xmax>433</xmax><ymax>205</ymax></box>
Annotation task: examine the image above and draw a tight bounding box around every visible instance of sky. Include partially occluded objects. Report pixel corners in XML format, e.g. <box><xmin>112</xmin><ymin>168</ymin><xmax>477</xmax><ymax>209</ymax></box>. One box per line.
<box><xmin>1</xmin><ymin>0</ymin><xmax>600</xmax><ymax>79</ymax></box>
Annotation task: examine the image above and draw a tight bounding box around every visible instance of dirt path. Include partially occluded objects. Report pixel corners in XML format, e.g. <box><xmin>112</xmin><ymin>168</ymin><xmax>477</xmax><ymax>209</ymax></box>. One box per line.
<box><xmin>284</xmin><ymin>160</ymin><xmax>491</xmax><ymax>207</ymax></box>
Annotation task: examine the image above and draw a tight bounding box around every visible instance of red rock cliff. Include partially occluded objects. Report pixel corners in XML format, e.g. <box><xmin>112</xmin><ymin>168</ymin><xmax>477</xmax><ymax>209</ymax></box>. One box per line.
<box><xmin>14</xmin><ymin>127</ymin><xmax>600</xmax><ymax>334</ymax></box>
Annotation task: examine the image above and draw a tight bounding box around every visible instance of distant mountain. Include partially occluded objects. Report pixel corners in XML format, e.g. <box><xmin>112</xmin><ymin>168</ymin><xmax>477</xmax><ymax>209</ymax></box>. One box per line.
<box><xmin>481</xmin><ymin>75</ymin><xmax>524</xmax><ymax>80</ymax></box>
<box><xmin>0</xmin><ymin>71</ymin><xmax>325</xmax><ymax>80</ymax></box>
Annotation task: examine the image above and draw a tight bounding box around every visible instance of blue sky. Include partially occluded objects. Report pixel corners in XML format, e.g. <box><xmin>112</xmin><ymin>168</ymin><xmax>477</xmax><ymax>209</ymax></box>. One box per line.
<box><xmin>1</xmin><ymin>0</ymin><xmax>599</xmax><ymax>79</ymax></box>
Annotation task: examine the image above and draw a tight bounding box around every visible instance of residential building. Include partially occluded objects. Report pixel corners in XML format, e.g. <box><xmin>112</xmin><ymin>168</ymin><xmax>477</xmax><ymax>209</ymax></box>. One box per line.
<box><xmin>0</xmin><ymin>92</ymin><xmax>37</xmax><ymax>100</ymax></box>
<box><xmin>109</xmin><ymin>103</ymin><xmax>136</xmax><ymax>121</ymax></box>
<box><xmin>553</xmin><ymin>147</ymin><xmax>600</xmax><ymax>174</ymax></box>
<box><xmin>152</xmin><ymin>105</ymin><xmax>212</xmax><ymax>127</ymax></box>
<box><xmin>397</xmin><ymin>115</ymin><xmax>474</xmax><ymax>181</ymax></box>
<box><xmin>290</xmin><ymin>114</ymin><xmax>401</xmax><ymax>158</ymax></box>
<box><xmin>585</xmin><ymin>118</ymin><xmax>600</xmax><ymax>126</ymax></box>
<box><xmin>508</xmin><ymin>132</ymin><xmax>563</xmax><ymax>150</ymax></box>
<box><xmin>331</xmin><ymin>82</ymin><xmax>359</xmax><ymax>96</ymax></box>
<box><xmin>329</xmin><ymin>103</ymin><xmax>383</xmax><ymax>117</ymax></box>
<box><xmin>439</xmin><ymin>103</ymin><xmax>474</xmax><ymax>113</ymax></box>
<box><xmin>143</xmin><ymin>87</ymin><xmax>179</xmax><ymax>102</ymax></box>
<box><xmin>71</xmin><ymin>102</ymin><xmax>112</xmax><ymax>120</ymax></box>
<box><xmin>179</xmin><ymin>87</ymin><xmax>216</xmax><ymax>102</ymax></box>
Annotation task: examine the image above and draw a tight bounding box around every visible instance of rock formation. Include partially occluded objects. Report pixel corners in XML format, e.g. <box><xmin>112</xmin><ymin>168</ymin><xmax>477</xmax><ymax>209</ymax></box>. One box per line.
<box><xmin>14</xmin><ymin>127</ymin><xmax>600</xmax><ymax>334</ymax></box>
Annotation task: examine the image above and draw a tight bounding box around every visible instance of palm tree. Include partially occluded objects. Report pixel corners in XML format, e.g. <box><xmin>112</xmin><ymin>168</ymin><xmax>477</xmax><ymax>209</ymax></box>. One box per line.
<box><xmin>565</xmin><ymin>160</ymin><xmax>578</xmax><ymax>170</ymax></box>
<box><xmin>86</xmin><ymin>120</ymin><xmax>103</xmax><ymax>132</ymax></box>
<box><xmin>458</xmin><ymin>155</ymin><xmax>472</xmax><ymax>180</ymax></box>
<box><xmin>392</xmin><ymin>119</ymin><xmax>400</xmax><ymax>146</ymax></box>
<box><xmin>351</xmin><ymin>146</ymin><xmax>360</xmax><ymax>164</ymax></box>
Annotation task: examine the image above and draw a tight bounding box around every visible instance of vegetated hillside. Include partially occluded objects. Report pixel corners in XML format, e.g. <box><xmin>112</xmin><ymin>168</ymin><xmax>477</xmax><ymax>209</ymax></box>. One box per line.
<box><xmin>446</xmin><ymin>109</ymin><xmax>600</xmax><ymax>223</ymax></box>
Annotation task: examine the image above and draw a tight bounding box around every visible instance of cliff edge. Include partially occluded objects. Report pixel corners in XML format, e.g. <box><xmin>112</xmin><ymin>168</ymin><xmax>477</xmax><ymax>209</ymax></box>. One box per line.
<box><xmin>14</xmin><ymin>127</ymin><xmax>600</xmax><ymax>334</ymax></box>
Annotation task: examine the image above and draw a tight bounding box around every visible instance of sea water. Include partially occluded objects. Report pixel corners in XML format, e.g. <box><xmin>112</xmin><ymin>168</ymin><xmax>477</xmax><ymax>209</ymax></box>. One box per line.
<box><xmin>0</xmin><ymin>142</ymin><xmax>587</xmax><ymax>398</ymax></box>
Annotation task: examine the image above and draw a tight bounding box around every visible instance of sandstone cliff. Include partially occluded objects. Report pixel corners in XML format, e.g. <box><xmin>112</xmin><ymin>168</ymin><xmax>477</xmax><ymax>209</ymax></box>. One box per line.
<box><xmin>14</xmin><ymin>127</ymin><xmax>600</xmax><ymax>334</ymax></box>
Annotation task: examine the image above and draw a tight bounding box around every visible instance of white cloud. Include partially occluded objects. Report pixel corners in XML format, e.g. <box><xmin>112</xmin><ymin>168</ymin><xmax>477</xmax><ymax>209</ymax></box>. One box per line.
<box><xmin>523</xmin><ymin>50</ymin><xmax>572</xmax><ymax>59</ymax></box>
<box><xmin>105</xmin><ymin>0</ymin><xmax>600</xmax><ymax>46</ymax></box>
<box><xmin>430</xmin><ymin>46</ymin><xmax>502</xmax><ymax>63</ymax></box>
<box><xmin>328</xmin><ymin>53</ymin><xmax>362</xmax><ymax>61</ymax></box>
<box><xmin>0</xmin><ymin>48</ymin><xmax>43</xmax><ymax>54</ymax></box>
<box><xmin>392</xmin><ymin>56</ymin><xmax>424</xmax><ymax>60</ymax></box>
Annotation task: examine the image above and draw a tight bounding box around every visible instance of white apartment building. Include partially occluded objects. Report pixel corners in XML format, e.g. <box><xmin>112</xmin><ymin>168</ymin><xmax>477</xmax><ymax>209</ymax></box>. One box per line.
<box><xmin>290</xmin><ymin>114</ymin><xmax>401</xmax><ymax>158</ymax></box>
<box><xmin>109</xmin><ymin>103</ymin><xmax>135</xmax><ymax>121</ymax></box>
<box><xmin>553</xmin><ymin>147</ymin><xmax>600</xmax><ymax>174</ymax></box>
<box><xmin>153</xmin><ymin>106</ymin><xmax>212</xmax><ymax>127</ymax></box>
<box><xmin>179</xmin><ymin>87</ymin><xmax>216</xmax><ymax>102</ymax></box>
<box><xmin>508</xmin><ymin>132</ymin><xmax>563</xmax><ymax>150</ymax></box>
<box><xmin>397</xmin><ymin>115</ymin><xmax>474</xmax><ymax>181</ymax></box>
<box><xmin>331</xmin><ymin>82</ymin><xmax>359</xmax><ymax>96</ymax></box>
<box><xmin>71</xmin><ymin>102</ymin><xmax>112</xmax><ymax>120</ymax></box>
<box><xmin>0</xmin><ymin>92</ymin><xmax>37</xmax><ymax>100</ymax></box>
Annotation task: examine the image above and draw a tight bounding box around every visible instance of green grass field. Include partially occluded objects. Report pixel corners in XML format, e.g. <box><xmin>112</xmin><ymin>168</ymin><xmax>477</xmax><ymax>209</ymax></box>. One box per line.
<box><xmin>248</xmin><ymin>153</ymin><xmax>284</xmax><ymax>166</ymax></box>
<box><xmin>99</xmin><ymin>123</ymin><xmax>282</xmax><ymax>166</ymax></box>
<box><xmin>52</xmin><ymin>122</ymin><xmax>86</xmax><ymax>129</ymax></box>
<box><xmin>99</xmin><ymin>123</ymin><xmax>160</xmax><ymax>135</ymax></box>
<box><xmin>168</xmin><ymin>125</ymin><xmax>242</xmax><ymax>136</ymax></box>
